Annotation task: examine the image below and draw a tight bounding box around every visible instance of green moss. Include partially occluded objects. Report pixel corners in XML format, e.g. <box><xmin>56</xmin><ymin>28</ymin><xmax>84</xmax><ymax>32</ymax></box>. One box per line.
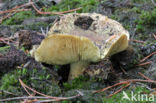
<box><xmin>44</xmin><ymin>0</ymin><xmax>99</xmax><ymax>13</ymax></box>
<box><xmin>61</xmin><ymin>100</ymin><xmax>72</xmax><ymax>103</ymax></box>
<box><xmin>63</xmin><ymin>76</ymin><xmax>90</xmax><ymax>91</ymax></box>
<box><xmin>136</xmin><ymin>9</ymin><xmax>156</xmax><ymax>32</ymax></box>
<box><xmin>132</xmin><ymin>7</ymin><xmax>141</xmax><ymax>13</ymax></box>
<box><xmin>0</xmin><ymin>46</ymin><xmax>10</xmax><ymax>51</ymax></box>
<box><xmin>110</xmin><ymin>15</ymin><xmax>118</xmax><ymax>20</ymax></box>
<box><xmin>136</xmin><ymin>25</ymin><xmax>145</xmax><ymax>32</ymax></box>
<box><xmin>0</xmin><ymin>46</ymin><xmax>10</xmax><ymax>54</ymax></box>
<box><xmin>139</xmin><ymin>9</ymin><xmax>156</xmax><ymax>25</ymax></box>
<box><xmin>63</xmin><ymin>76</ymin><xmax>102</xmax><ymax>91</ymax></box>
<box><xmin>0</xmin><ymin>68</ymin><xmax>61</xmax><ymax>98</ymax></box>
<box><xmin>2</xmin><ymin>11</ymin><xmax>36</xmax><ymax>25</ymax></box>
<box><xmin>0</xmin><ymin>68</ymin><xmax>26</xmax><ymax>90</ymax></box>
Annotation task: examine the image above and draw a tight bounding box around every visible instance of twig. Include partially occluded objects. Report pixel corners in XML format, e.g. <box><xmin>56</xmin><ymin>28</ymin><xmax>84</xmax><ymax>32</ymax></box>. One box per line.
<box><xmin>0</xmin><ymin>93</ymin><xmax>82</xmax><ymax>102</ymax></box>
<box><xmin>19</xmin><ymin>78</ymin><xmax>32</xmax><ymax>96</ymax></box>
<box><xmin>0</xmin><ymin>96</ymin><xmax>56</xmax><ymax>102</ymax></box>
<box><xmin>35</xmin><ymin>92</ymin><xmax>82</xmax><ymax>102</ymax></box>
<box><xmin>19</xmin><ymin>79</ymin><xmax>82</xmax><ymax>102</ymax></box>
<box><xmin>129</xmin><ymin>39</ymin><xmax>145</xmax><ymax>43</ymax></box>
<box><xmin>0</xmin><ymin>90</ymin><xmax>17</xmax><ymax>96</ymax></box>
<box><xmin>138</xmin><ymin>61</ymin><xmax>152</xmax><ymax>66</ymax></box>
<box><xmin>59</xmin><ymin>7</ymin><xmax>82</xmax><ymax>14</ymax></box>
<box><xmin>19</xmin><ymin>79</ymin><xmax>65</xmax><ymax>100</ymax></box>
<box><xmin>0</xmin><ymin>9</ymin><xmax>31</xmax><ymax>14</ymax></box>
<box><xmin>0</xmin><ymin>2</ymin><xmax>32</xmax><ymax>14</ymax></box>
<box><xmin>152</xmin><ymin>33</ymin><xmax>156</xmax><ymax>39</ymax></box>
<box><xmin>0</xmin><ymin>9</ymin><xmax>31</xmax><ymax>23</ymax></box>
<box><xmin>120</xmin><ymin>66</ymin><xmax>127</xmax><ymax>74</ymax></box>
<box><xmin>0</xmin><ymin>37</ymin><xmax>16</xmax><ymax>45</ymax></box>
<box><xmin>94</xmin><ymin>81</ymin><xmax>129</xmax><ymax>93</ymax></box>
<box><xmin>29</xmin><ymin>0</ymin><xmax>81</xmax><ymax>15</ymax></box>
<box><xmin>108</xmin><ymin>82</ymin><xmax>131</xmax><ymax>97</ymax></box>
<box><xmin>0</xmin><ymin>0</ymin><xmax>81</xmax><ymax>16</ymax></box>
<box><xmin>140</xmin><ymin>52</ymin><xmax>156</xmax><ymax>63</ymax></box>
<box><xmin>1</xmin><ymin>80</ymin><xmax>83</xmax><ymax>102</ymax></box>
<box><xmin>0</xmin><ymin>13</ymin><xmax>15</xmax><ymax>23</ymax></box>
<box><xmin>0</xmin><ymin>38</ymin><xmax>10</xmax><ymax>45</ymax></box>
<box><xmin>94</xmin><ymin>79</ymin><xmax>156</xmax><ymax>93</ymax></box>
<box><xmin>30</xmin><ymin>0</ymin><xmax>61</xmax><ymax>15</ymax></box>
<box><xmin>120</xmin><ymin>79</ymin><xmax>156</xmax><ymax>84</ymax></box>
<box><xmin>22</xmin><ymin>60</ymin><xmax>31</xmax><ymax>69</ymax></box>
<box><xmin>138</xmin><ymin>72</ymin><xmax>152</xmax><ymax>81</ymax></box>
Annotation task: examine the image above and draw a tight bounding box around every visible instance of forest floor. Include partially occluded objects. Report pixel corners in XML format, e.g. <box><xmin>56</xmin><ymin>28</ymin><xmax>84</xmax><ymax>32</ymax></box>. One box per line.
<box><xmin>0</xmin><ymin>0</ymin><xmax>156</xmax><ymax>103</ymax></box>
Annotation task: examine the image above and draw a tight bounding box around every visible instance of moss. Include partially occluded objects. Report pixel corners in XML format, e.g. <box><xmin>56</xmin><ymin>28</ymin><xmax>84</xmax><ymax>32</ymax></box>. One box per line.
<box><xmin>0</xmin><ymin>68</ymin><xmax>27</xmax><ymax>94</ymax></box>
<box><xmin>63</xmin><ymin>76</ymin><xmax>90</xmax><ymax>91</ymax></box>
<box><xmin>131</xmin><ymin>7</ymin><xmax>141</xmax><ymax>13</ymax></box>
<box><xmin>2</xmin><ymin>11</ymin><xmax>36</xmax><ymax>25</ymax></box>
<box><xmin>135</xmin><ymin>9</ymin><xmax>156</xmax><ymax>32</ymax></box>
<box><xmin>44</xmin><ymin>0</ymin><xmax>99</xmax><ymax>13</ymax></box>
<box><xmin>110</xmin><ymin>15</ymin><xmax>118</xmax><ymax>20</ymax></box>
<box><xmin>139</xmin><ymin>9</ymin><xmax>156</xmax><ymax>25</ymax></box>
<box><xmin>0</xmin><ymin>68</ymin><xmax>61</xmax><ymax>98</ymax></box>
<box><xmin>63</xmin><ymin>76</ymin><xmax>101</xmax><ymax>91</ymax></box>
<box><xmin>0</xmin><ymin>46</ymin><xmax>10</xmax><ymax>54</ymax></box>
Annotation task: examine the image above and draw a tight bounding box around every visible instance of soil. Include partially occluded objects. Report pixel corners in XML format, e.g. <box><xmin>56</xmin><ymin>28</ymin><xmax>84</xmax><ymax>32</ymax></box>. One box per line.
<box><xmin>74</xmin><ymin>16</ymin><xmax>94</xmax><ymax>30</ymax></box>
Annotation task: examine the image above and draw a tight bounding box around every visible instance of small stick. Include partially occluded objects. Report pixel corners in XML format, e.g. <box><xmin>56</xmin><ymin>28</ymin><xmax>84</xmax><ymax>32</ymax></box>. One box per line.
<box><xmin>0</xmin><ymin>37</ymin><xmax>14</xmax><ymax>42</ymax></box>
<box><xmin>95</xmin><ymin>79</ymin><xmax>156</xmax><ymax>93</ymax></box>
<box><xmin>0</xmin><ymin>2</ymin><xmax>32</xmax><ymax>14</ymax></box>
<box><xmin>0</xmin><ymin>92</ymin><xmax>82</xmax><ymax>102</ymax></box>
<box><xmin>140</xmin><ymin>52</ymin><xmax>156</xmax><ymax>63</ymax></box>
<box><xmin>0</xmin><ymin>39</ymin><xmax>10</xmax><ymax>45</ymax></box>
<box><xmin>0</xmin><ymin>37</ymin><xmax>16</xmax><ymax>45</ymax></box>
<box><xmin>129</xmin><ymin>39</ymin><xmax>145</xmax><ymax>43</ymax></box>
<box><xmin>0</xmin><ymin>90</ymin><xmax>17</xmax><ymax>96</ymax></box>
<box><xmin>94</xmin><ymin>81</ymin><xmax>129</xmax><ymax>93</ymax></box>
<box><xmin>120</xmin><ymin>66</ymin><xmax>127</xmax><ymax>74</ymax></box>
<box><xmin>138</xmin><ymin>61</ymin><xmax>152</xmax><ymax>66</ymax></box>
<box><xmin>138</xmin><ymin>72</ymin><xmax>152</xmax><ymax>81</ymax></box>
<box><xmin>30</xmin><ymin>0</ymin><xmax>81</xmax><ymax>15</ymax></box>
<box><xmin>19</xmin><ymin>79</ymin><xmax>66</xmax><ymax>100</ymax></box>
<box><xmin>19</xmin><ymin>78</ymin><xmax>32</xmax><ymax>96</ymax></box>
<box><xmin>152</xmin><ymin>33</ymin><xmax>156</xmax><ymax>39</ymax></box>
<box><xmin>120</xmin><ymin>79</ymin><xmax>156</xmax><ymax>84</ymax></box>
<box><xmin>108</xmin><ymin>82</ymin><xmax>131</xmax><ymax>97</ymax></box>
<box><xmin>0</xmin><ymin>13</ymin><xmax>15</xmax><ymax>23</ymax></box>
<box><xmin>22</xmin><ymin>61</ymin><xmax>31</xmax><ymax>69</ymax></box>
<box><xmin>0</xmin><ymin>96</ymin><xmax>56</xmax><ymax>102</ymax></box>
<box><xmin>0</xmin><ymin>9</ymin><xmax>31</xmax><ymax>24</ymax></box>
<box><xmin>0</xmin><ymin>9</ymin><xmax>31</xmax><ymax>14</ymax></box>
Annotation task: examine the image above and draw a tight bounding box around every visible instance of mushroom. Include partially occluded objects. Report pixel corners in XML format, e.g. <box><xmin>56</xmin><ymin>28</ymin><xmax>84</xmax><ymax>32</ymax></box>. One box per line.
<box><xmin>33</xmin><ymin>34</ymin><xmax>100</xmax><ymax>80</ymax></box>
<box><xmin>31</xmin><ymin>13</ymin><xmax>129</xmax><ymax>80</ymax></box>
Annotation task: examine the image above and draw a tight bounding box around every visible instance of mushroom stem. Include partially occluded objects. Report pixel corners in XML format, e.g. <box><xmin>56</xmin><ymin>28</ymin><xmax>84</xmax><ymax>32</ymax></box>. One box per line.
<box><xmin>68</xmin><ymin>61</ymin><xmax>89</xmax><ymax>81</ymax></box>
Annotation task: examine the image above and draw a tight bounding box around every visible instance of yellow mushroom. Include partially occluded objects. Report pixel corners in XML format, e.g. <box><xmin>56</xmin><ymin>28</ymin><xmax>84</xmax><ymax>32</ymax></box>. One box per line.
<box><xmin>31</xmin><ymin>13</ymin><xmax>129</xmax><ymax>80</ymax></box>
<box><xmin>33</xmin><ymin>34</ymin><xmax>100</xmax><ymax>80</ymax></box>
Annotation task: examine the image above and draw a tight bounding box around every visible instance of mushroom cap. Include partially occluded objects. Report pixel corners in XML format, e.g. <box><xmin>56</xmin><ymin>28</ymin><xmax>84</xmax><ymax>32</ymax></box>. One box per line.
<box><xmin>34</xmin><ymin>34</ymin><xmax>100</xmax><ymax>65</ymax></box>
<box><xmin>48</xmin><ymin>13</ymin><xmax>129</xmax><ymax>59</ymax></box>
